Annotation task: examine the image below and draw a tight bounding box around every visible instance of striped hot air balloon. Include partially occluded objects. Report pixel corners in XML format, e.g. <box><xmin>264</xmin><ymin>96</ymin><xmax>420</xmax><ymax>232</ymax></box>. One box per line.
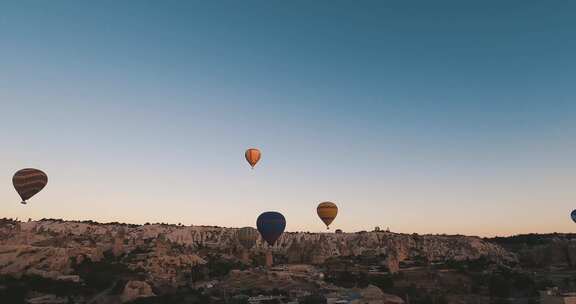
<box><xmin>237</xmin><ymin>227</ymin><xmax>258</xmax><ymax>250</ymax></box>
<box><xmin>317</xmin><ymin>201</ymin><xmax>338</xmax><ymax>230</ymax></box>
<box><xmin>13</xmin><ymin>168</ymin><xmax>48</xmax><ymax>205</ymax></box>
<box><xmin>245</xmin><ymin>148</ymin><xmax>261</xmax><ymax>169</ymax></box>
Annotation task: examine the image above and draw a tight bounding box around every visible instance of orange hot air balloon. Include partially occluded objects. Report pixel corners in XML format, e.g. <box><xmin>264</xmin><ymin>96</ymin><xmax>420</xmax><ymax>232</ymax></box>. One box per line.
<box><xmin>317</xmin><ymin>201</ymin><xmax>338</xmax><ymax>230</ymax></box>
<box><xmin>245</xmin><ymin>148</ymin><xmax>261</xmax><ymax>169</ymax></box>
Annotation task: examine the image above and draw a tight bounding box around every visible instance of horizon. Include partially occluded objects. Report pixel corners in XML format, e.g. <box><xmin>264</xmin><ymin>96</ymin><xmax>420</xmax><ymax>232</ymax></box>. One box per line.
<box><xmin>1</xmin><ymin>1</ymin><xmax>575</xmax><ymax>237</ymax></box>
<box><xmin>4</xmin><ymin>217</ymin><xmax>575</xmax><ymax>239</ymax></box>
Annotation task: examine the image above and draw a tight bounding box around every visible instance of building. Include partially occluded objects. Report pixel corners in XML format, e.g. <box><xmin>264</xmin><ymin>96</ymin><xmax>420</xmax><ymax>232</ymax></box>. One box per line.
<box><xmin>248</xmin><ymin>295</ymin><xmax>285</xmax><ymax>304</ymax></box>
<box><xmin>540</xmin><ymin>288</ymin><xmax>576</xmax><ymax>304</ymax></box>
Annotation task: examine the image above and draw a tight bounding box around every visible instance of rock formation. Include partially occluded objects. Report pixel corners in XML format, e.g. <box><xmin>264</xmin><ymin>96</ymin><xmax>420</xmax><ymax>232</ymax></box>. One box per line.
<box><xmin>120</xmin><ymin>280</ymin><xmax>155</xmax><ymax>303</ymax></box>
<box><xmin>0</xmin><ymin>219</ymin><xmax>515</xmax><ymax>289</ymax></box>
<box><xmin>351</xmin><ymin>285</ymin><xmax>404</xmax><ymax>304</ymax></box>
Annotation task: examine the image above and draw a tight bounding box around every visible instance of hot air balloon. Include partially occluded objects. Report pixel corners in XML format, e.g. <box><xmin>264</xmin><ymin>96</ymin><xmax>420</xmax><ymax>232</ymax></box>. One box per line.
<box><xmin>245</xmin><ymin>148</ymin><xmax>261</xmax><ymax>169</ymax></box>
<box><xmin>256</xmin><ymin>212</ymin><xmax>286</xmax><ymax>246</ymax></box>
<box><xmin>237</xmin><ymin>227</ymin><xmax>258</xmax><ymax>250</ymax></box>
<box><xmin>571</xmin><ymin>210</ymin><xmax>576</xmax><ymax>223</ymax></box>
<box><xmin>317</xmin><ymin>201</ymin><xmax>338</xmax><ymax>229</ymax></box>
<box><xmin>13</xmin><ymin>168</ymin><xmax>48</xmax><ymax>205</ymax></box>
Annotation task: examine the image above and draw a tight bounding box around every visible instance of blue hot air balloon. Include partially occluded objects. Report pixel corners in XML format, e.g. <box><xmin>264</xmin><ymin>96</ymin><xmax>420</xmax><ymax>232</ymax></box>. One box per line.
<box><xmin>571</xmin><ymin>210</ymin><xmax>576</xmax><ymax>223</ymax></box>
<box><xmin>256</xmin><ymin>212</ymin><xmax>286</xmax><ymax>246</ymax></box>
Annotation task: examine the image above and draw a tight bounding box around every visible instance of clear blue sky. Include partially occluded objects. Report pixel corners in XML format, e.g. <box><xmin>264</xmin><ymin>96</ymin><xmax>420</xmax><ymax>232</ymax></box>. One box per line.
<box><xmin>1</xmin><ymin>1</ymin><xmax>575</xmax><ymax>236</ymax></box>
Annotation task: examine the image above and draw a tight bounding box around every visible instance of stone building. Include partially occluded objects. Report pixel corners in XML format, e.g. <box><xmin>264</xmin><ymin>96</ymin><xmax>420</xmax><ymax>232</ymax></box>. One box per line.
<box><xmin>540</xmin><ymin>288</ymin><xmax>576</xmax><ymax>304</ymax></box>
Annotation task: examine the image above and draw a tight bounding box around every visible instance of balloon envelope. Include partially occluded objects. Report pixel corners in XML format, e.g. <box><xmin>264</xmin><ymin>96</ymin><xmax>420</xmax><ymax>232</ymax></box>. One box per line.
<box><xmin>317</xmin><ymin>201</ymin><xmax>338</xmax><ymax>229</ymax></box>
<box><xmin>245</xmin><ymin>148</ymin><xmax>261</xmax><ymax>168</ymax></box>
<box><xmin>256</xmin><ymin>212</ymin><xmax>286</xmax><ymax>246</ymax></box>
<box><xmin>237</xmin><ymin>227</ymin><xmax>258</xmax><ymax>250</ymax></box>
<box><xmin>13</xmin><ymin>168</ymin><xmax>48</xmax><ymax>204</ymax></box>
<box><xmin>571</xmin><ymin>210</ymin><xmax>576</xmax><ymax>223</ymax></box>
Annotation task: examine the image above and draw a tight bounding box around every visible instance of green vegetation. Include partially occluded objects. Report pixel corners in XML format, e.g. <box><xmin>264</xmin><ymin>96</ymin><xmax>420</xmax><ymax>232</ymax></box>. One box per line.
<box><xmin>325</xmin><ymin>270</ymin><xmax>395</xmax><ymax>290</ymax></box>
<box><xmin>300</xmin><ymin>294</ymin><xmax>327</xmax><ymax>304</ymax></box>
<box><xmin>0</xmin><ymin>275</ymin><xmax>81</xmax><ymax>304</ymax></box>
<box><xmin>128</xmin><ymin>288</ymin><xmax>212</xmax><ymax>304</ymax></box>
<box><xmin>444</xmin><ymin>256</ymin><xmax>492</xmax><ymax>272</ymax></box>
<box><xmin>205</xmin><ymin>254</ymin><xmax>247</xmax><ymax>278</ymax></box>
<box><xmin>74</xmin><ymin>254</ymin><xmax>141</xmax><ymax>290</ymax></box>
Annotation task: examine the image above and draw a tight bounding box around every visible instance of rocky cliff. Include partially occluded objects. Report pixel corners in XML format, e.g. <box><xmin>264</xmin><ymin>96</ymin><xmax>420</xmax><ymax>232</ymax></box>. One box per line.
<box><xmin>0</xmin><ymin>219</ymin><xmax>515</xmax><ymax>281</ymax></box>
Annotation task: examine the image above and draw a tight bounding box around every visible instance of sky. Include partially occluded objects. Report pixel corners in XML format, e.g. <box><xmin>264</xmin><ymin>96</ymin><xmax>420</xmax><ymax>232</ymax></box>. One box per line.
<box><xmin>1</xmin><ymin>1</ymin><xmax>575</xmax><ymax>237</ymax></box>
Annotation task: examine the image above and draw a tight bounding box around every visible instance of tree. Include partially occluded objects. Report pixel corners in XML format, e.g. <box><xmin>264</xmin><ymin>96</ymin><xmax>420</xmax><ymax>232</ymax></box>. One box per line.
<box><xmin>300</xmin><ymin>294</ymin><xmax>327</xmax><ymax>304</ymax></box>
<box><xmin>489</xmin><ymin>275</ymin><xmax>511</xmax><ymax>298</ymax></box>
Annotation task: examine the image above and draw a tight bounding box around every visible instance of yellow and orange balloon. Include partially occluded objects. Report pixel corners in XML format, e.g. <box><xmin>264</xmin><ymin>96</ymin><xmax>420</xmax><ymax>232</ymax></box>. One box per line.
<box><xmin>236</xmin><ymin>227</ymin><xmax>258</xmax><ymax>250</ymax></box>
<box><xmin>317</xmin><ymin>201</ymin><xmax>338</xmax><ymax>230</ymax></box>
<box><xmin>245</xmin><ymin>148</ymin><xmax>261</xmax><ymax>169</ymax></box>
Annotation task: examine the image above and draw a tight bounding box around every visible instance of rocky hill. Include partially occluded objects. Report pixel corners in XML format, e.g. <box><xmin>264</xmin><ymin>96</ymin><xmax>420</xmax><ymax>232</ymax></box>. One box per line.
<box><xmin>0</xmin><ymin>218</ymin><xmax>515</xmax><ymax>280</ymax></box>
<box><xmin>0</xmin><ymin>218</ymin><xmax>528</xmax><ymax>303</ymax></box>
